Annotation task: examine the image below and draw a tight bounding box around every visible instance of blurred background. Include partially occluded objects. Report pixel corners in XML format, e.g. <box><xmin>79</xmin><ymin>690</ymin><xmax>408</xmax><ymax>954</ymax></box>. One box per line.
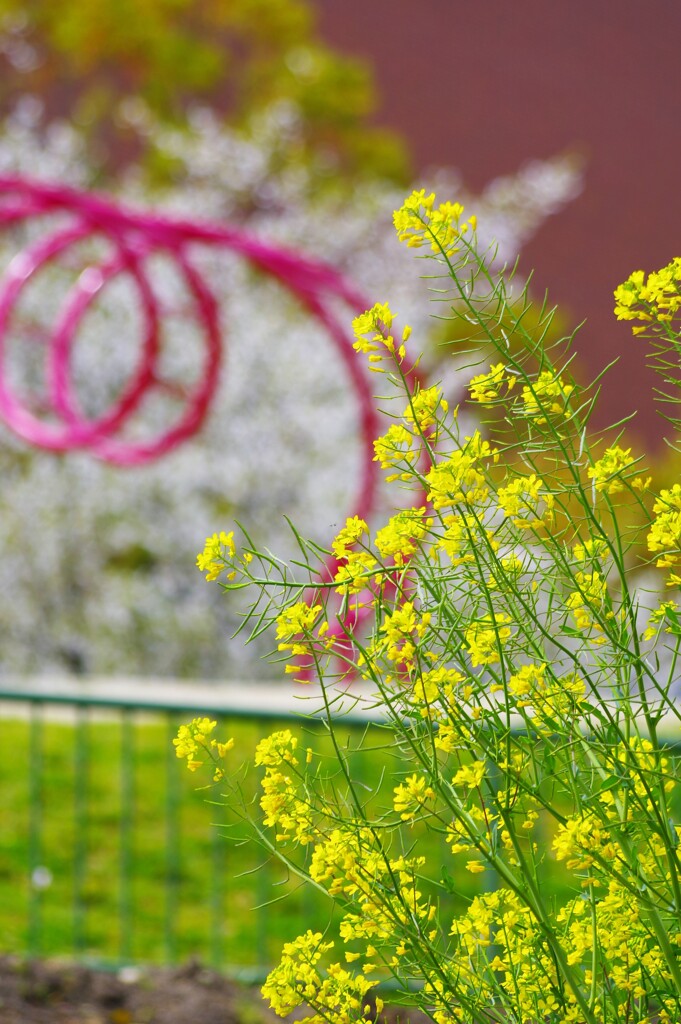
<box><xmin>0</xmin><ymin>0</ymin><xmax>678</xmax><ymax>681</ymax></box>
<box><xmin>316</xmin><ymin>0</ymin><xmax>681</xmax><ymax>450</ymax></box>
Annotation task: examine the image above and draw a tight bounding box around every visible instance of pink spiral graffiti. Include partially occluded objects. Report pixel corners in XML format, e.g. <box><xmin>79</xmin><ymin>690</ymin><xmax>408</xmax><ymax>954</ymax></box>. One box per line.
<box><xmin>0</xmin><ymin>175</ymin><xmax>388</xmax><ymax>523</ymax></box>
<box><xmin>0</xmin><ymin>176</ymin><xmax>428</xmax><ymax>675</ymax></box>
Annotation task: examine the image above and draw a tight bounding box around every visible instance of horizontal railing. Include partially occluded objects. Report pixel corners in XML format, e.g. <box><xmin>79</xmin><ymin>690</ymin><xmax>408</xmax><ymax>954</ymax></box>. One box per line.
<box><xmin>0</xmin><ymin>677</ymin><xmax>383</xmax><ymax>979</ymax></box>
<box><xmin>1</xmin><ymin>677</ymin><xmax>678</xmax><ymax>979</ymax></box>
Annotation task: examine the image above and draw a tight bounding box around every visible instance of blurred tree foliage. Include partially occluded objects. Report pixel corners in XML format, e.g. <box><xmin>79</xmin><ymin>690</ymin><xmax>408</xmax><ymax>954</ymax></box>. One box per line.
<box><xmin>0</xmin><ymin>0</ymin><xmax>409</xmax><ymax>184</ymax></box>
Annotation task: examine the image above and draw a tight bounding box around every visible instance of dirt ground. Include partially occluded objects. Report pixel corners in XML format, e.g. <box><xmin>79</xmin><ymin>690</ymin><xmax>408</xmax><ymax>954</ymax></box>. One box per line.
<box><xmin>0</xmin><ymin>956</ymin><xmax>430</xmax><ymax>1024</ymax></box>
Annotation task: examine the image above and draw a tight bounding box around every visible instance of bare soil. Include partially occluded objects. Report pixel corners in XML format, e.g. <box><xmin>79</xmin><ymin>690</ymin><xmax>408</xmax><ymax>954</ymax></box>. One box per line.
<box><xmin>0</xmin><ymin>956</ymin><xmax>430</xmax><ymax>1023</ymax></box>
<box><xmin>0</xmin><ymin>957</ymin><xmax>274</xmax><ymax>1024</ymax></box>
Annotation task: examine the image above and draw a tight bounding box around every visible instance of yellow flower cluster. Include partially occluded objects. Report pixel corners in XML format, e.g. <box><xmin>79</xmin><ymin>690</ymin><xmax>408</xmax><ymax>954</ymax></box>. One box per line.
<box><xmin>615</xmin><ymin>257</ymin><xmax>681</xmax><ymax>329</ymax></box>
<box><xmin>371</xmin><ymin>387</ymin><xmax>448</xmax><ymax>482</ymax></box>
<box><xmin>559</xmin><ymin>883</ymin><xmax>675</xmax><ymax>1006</ymax></box>
<box><xmin>429</xmin><ymin>512</ymin><xmax>497</xmax><ymax>570</ymax></box>
<box><xmin>392</xmin><ymin>772</ymin><xmax>435</xmax><ymax>821</ymax></box>
<box><xmin>487</xmin><ymin>552</ymin><xmax>524</xmax><ymax>590</ymax></box>
<box><xmin>566</xmin><ymin>570</ymin><xmax>610</xmax><ymax>641</ymax></box>
<box><xmin>425</xmin><ymin>431</ymin><xmax>498</xmax><ymax>509</ymax></box>
<box><xmin>468</xmin><ymin>362</ymin><xmax>516</xmax><ymax>405</ymax></box>
<box><xmin>330</xmin><ymin>516</ymin><xmax>378</xmax><ymax>595</ymax></box>
<box><xmin>196</xmin><ymin>530</ymin><xmax>236</xmax><ymax>581</ymax></box>
<box><xmin>497</xmin><ymin>472</ymin><xmax>554</xmax><ymax>529</ymax></box>
<box><xmin>521</xmin><ymin>370</ymin><xmax>574</xmax><ymax>423</ymax></box>
<box><xmin>372</xmin><ymin>423</ymin><xmax>417</xmax><ymax>481</ymax></box>
<box><xmin>331</xmin><ymin>516</ymin><xmax>369</xmax><ymax>558</ymax></box>
<box><xmin>643</xmin><ymin>598</ymin><xmax>679</xmax><ymax>641</ymax></box>
<box><xmin>451</xmin><ymin>759</ymin><xmax>486</xmax><ymax>789</ymax></box>
<box><xmin>552</xmin><ymin>811</ymin><xmax>618</xmax><ymax>871</ymax></box>
<box><xmin>255</xmin><ymin>731</ymin><xmax>315</xmax><ymax>845</ymax></box>
<box><xmin>504</xmin><ymin>663</ymin><xmax>585</xmax><ymax>727</ymax></box>
<box><xmin>351</xmin><ymin>301</ymin><xmax>411</xmax><ymax>373</ymax></box>
<box><xmin>464</xmin><ymin>613</ymin><xmax>512</xmax><ymax>667</ymax></box>
<box><xmin>647</xmin><ymin>484</ymin><xmax>681</xmax><ymax>583</ymax></box>
<box><xmin>173</xmin><ymin>717</ymin><xmax>233</xmax><ymax>781</ymax></box>
<box><xmin>261</xmin><ymin>929</ymin><xmax>382</xmax><ymax>1023</ymax></box>
<box><xmin>392</xmin><ymin>188</ymin><xmax>476</xmax><ymax>254</ymax></box>
<box><xmin>448</xmin><ymin>876</ymin><xmax>680</xmax><ymax>1023</ymax></box>
<box><xmin>275</xmin><ymin>600</ymin><xmax>330</xmax><ymax>675</ymax></box>
<box><xmin>403</xmin><ymin>384</ymin><xmax>449</xmax><ymax>433</ymax></box>
<box><xmin>309</xmin><ymin>828</ymin><xmax>434</xmax><ymax>975</ymax></box>
<box><xmin>587</xmin><ymin>444</ymin><xmax>636</xmax><ymax>494</ymax></box>
<box><xmin>378</xmin><ymin>599</ymin><xmax>431</xmax><ymax>665</ymax></box>
<box><xmin>410</xmin><ymin>666</ymin><xmax>465</xmax><ymax>718</ymax></box>
<box><xmin>448</xmin><ymin>888</ymin><xmax>566</xmax><ymax>1019</ymax></box>
<box><xmin>611</xmin><ymin>735</ymin><xmax>676</xmax><ymax>808</ymax></box>
<box><xmin>192</xmin><ymin>196</ymin><xmax>681</xmax><ymax>1023</ymax></box>
<box><xmin>374</xmin><ymin>507</ymin><xmax>431</xmax><ymax>566</ymax></box>
<box><xmin>572</xmin><ymin>537</ymin><xmax>608</xmax><ymax>563</ymax></box>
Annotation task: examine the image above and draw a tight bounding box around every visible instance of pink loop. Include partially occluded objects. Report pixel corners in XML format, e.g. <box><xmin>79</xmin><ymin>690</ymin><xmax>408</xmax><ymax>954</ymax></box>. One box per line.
<box><xmin>0</xmin><ymin>174</ymin><xmax>429</xmax><ymax>670</ymax></box>
<box><xmin>50</xmin><ymin>241</ymin><xmax>160</xmax><ymax>441</ymax></box>
<box><xmin>88</xmin><ymin>244</ymin><xmax>223</xmax><ymax>465</ymax></box>
<box><xmin>0</xmin><ymin>174</ymin><xmax>386</xmax><ymax>494</ymax></box>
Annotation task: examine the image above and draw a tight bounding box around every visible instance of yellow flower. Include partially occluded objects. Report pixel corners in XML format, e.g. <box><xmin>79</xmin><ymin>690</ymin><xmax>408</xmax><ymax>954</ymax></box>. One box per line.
<box><xmin>507</xmin><ymin>663</ymin><xmax>546</xmax><ymax>701</ymax></box>
<box><xmin>464</xmin><ymin>614</ymin><xmax>512</xmax><ymax>667</ymax></box>
<box><xmin>196</xmin><ymin>530</ymin><xmax>237</xmax><ymax>582</ymax></box>
<box><xmin>374</xmin><ymin>507</ymin><xmax>430</xmax><ymax>565</ymax></box>
<box><xmin>393</xmin><ymin>189</ymin><xmax>476</xmax><ymax>253</ymax></box>
<box><xmin>468</xmin><ymin>362</ymin><xmax>515</xmax><ymax>405</ymax></box>
<box><xmin>403</xmin><ymin>385</ymin><xmax>448</xmax><ymax>432</ymax></box>
<box><xmin>378</xmin><ymin>600</ymin><xmax>431</xmax><ymax>665</ymax></box>
<box><xmin>572</xmin><ymin>537</ymin><xmax>608</xmax><ymax>562</ymax></box>
<box><xmin>352</xmin><ymin>301</ymin><xmax>394</xmax><ymax>350</ymax></box>
<box><xmin>432</xmin><ymin>514</ymin><xmax>466</xmax><ymax>563</ymax></box>
<box><xmin>331</xmin><ymin>516</ymin><xmax>369</xmax><ymax>559</ymax></box>
<box><xmin>352</xmin><ymin>301</ymin><xmax>409</xmax><ymax>369</ymax></box>
<box><xmin>393</xmin><ymin>773</ymin><xmax>435</xmax><ymax>820</ymax></box>
<box><xmin>643</xmin><ymin>599</ymin><xmax>679</xmax><ymax>641</ymax></box>
<box><xmin>372</xmin><ymin>423</ymin><xmax>417</xmax><ymax>482</ymax></box>
<box><xmin>334</xmin><ymin>550</ymin><xmax>378</xmax><ymax>594</ymax></box>
<box><xmin>425</xmin><ymin>432</ymin><xmax>497</xmax><ymax>510</ymax></box>
<box><xmin>276</xmin><ymin>602</ymin><xmax>322</xmax><ymax>640</ymax></box>
<box><xmin>521</xmin><ymin>370</ymin><xmax>574</xmax><ymax>422</ymax></box>
<box><xmin>614</xmin><ymin>258</ymin><xmax>681</xmax><ymax>329</ymax></box>
<box><xmin>452</xmin><ymin>760</ymin><xmax>486</xmax><ymax>789</ymax></box>
<box><xmin>255</xmin><ymin>729</ymin><xmax>299</xmax><ymax>768</ymax></box>
<box><xmin>411</xmin><ymin>666</ymin><xmax>464</xmax><ymax>717</ymax></box>
<box><xmin>392</xmin><ymin>188</ymin><xmax>436</xmax><ymax>247</ymax></box>
<box><xmin>648</xmin><ymin>484</ymin><xmax>681</xmax><ymax>570</ymax></box>
<box><xmin>587</xmin><ymin>445</ymin><xmax>636</xmax><ymax>494</ymax></box>
<box><xmin>173</xmin><ymin>718</ymin><xmax>233</xmax><ymax>779</ymax></box>
<box><xmin>497</xmin><ymin>473</ymin><xmax>554</xmax><ymax>529</ymax></box>
<box><xmin>552</xmin><ymin>812</ymin><xmax>617</xmax><ymax>871</ymax></box>
<box><xmin>566</xmin><ymin>570</ymin><xmax>609</xmax><ymax>640</ymax></box>
<box><xmin>274</xmin><ymin>600</ymin><xmax>331</xmax><ymax>675</ymax></box>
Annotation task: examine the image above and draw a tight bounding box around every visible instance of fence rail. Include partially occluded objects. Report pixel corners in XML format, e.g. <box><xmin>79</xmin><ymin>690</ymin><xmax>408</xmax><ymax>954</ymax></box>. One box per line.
<box><xmin>0</xmin><ymin>677</ymin><xmax>381</xmax><ymax>979</ymax></box>
<box><xmin>1</xmin><ymin>677</ymin><xmax>678</xmax><ymax>979</ymax></box>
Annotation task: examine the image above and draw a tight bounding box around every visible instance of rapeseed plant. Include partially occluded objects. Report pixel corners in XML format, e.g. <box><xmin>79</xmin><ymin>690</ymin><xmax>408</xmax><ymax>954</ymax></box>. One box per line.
<box><xmin>182</xmin><ymin>194</ymin><xmax>681</xmax><ymax>1023</ymax></box>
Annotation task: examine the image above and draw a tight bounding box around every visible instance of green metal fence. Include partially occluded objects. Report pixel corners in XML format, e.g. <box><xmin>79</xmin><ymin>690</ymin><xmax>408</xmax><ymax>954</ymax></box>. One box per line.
<box><xmin>0</xmin><ymin>679</ymin><xmax>380</xmax><ymax>979</ymax></box>
<box><xmin>1</xmin><ymin>681</ymin><xmax>679</xmax><ymax>980</ymax></box>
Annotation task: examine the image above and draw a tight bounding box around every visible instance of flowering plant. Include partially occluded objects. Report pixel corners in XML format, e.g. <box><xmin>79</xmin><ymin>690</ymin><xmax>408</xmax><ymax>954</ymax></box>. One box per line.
<box><xmin>0</xmin><ymin>96</ymin><xmax>580</xmax><ymax>678</ymax></box>
<box><xmin>184</xmin><ymin>193</ymin><xmax>680</xmax><ymax>1023</ymax></box>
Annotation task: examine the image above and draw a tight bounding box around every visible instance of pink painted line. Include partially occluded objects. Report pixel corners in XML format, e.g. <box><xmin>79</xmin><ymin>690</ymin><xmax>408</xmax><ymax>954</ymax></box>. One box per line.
<box><xmin>0</xmin><ymin>175</ymin><xmax>428</xmax><ymax>675</ymax></box>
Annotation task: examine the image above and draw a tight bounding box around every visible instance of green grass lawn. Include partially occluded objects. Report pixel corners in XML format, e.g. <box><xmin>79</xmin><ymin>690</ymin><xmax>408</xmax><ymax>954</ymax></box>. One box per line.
<box><xmin>0</xmin><ymin>713</ymin><xmax>301</xmax><ymax>972</ymax></box>
<box><xmin>0</xmin><ymin>711</ymin><xmax>490</xmax><ymax>973</ymax></box>
<box><xmin>2</xmin><ymin>710</ymin><xmax>673</xmax><ymax>976</ymax></box>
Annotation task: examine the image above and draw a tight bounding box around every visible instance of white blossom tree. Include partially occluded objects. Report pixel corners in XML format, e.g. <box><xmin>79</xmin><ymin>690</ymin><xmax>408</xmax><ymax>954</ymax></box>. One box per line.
<box><xmin>0</xmin><ymin>99</ymin><xmax>582</xmax><ymax>678</ymax></box>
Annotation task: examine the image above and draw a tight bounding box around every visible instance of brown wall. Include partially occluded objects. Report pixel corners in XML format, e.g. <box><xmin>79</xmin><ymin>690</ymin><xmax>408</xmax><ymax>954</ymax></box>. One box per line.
<box><xmin>317</xmin><ymin>0</ymin><xmax>681</xmax><ymax>451</ymax></box>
